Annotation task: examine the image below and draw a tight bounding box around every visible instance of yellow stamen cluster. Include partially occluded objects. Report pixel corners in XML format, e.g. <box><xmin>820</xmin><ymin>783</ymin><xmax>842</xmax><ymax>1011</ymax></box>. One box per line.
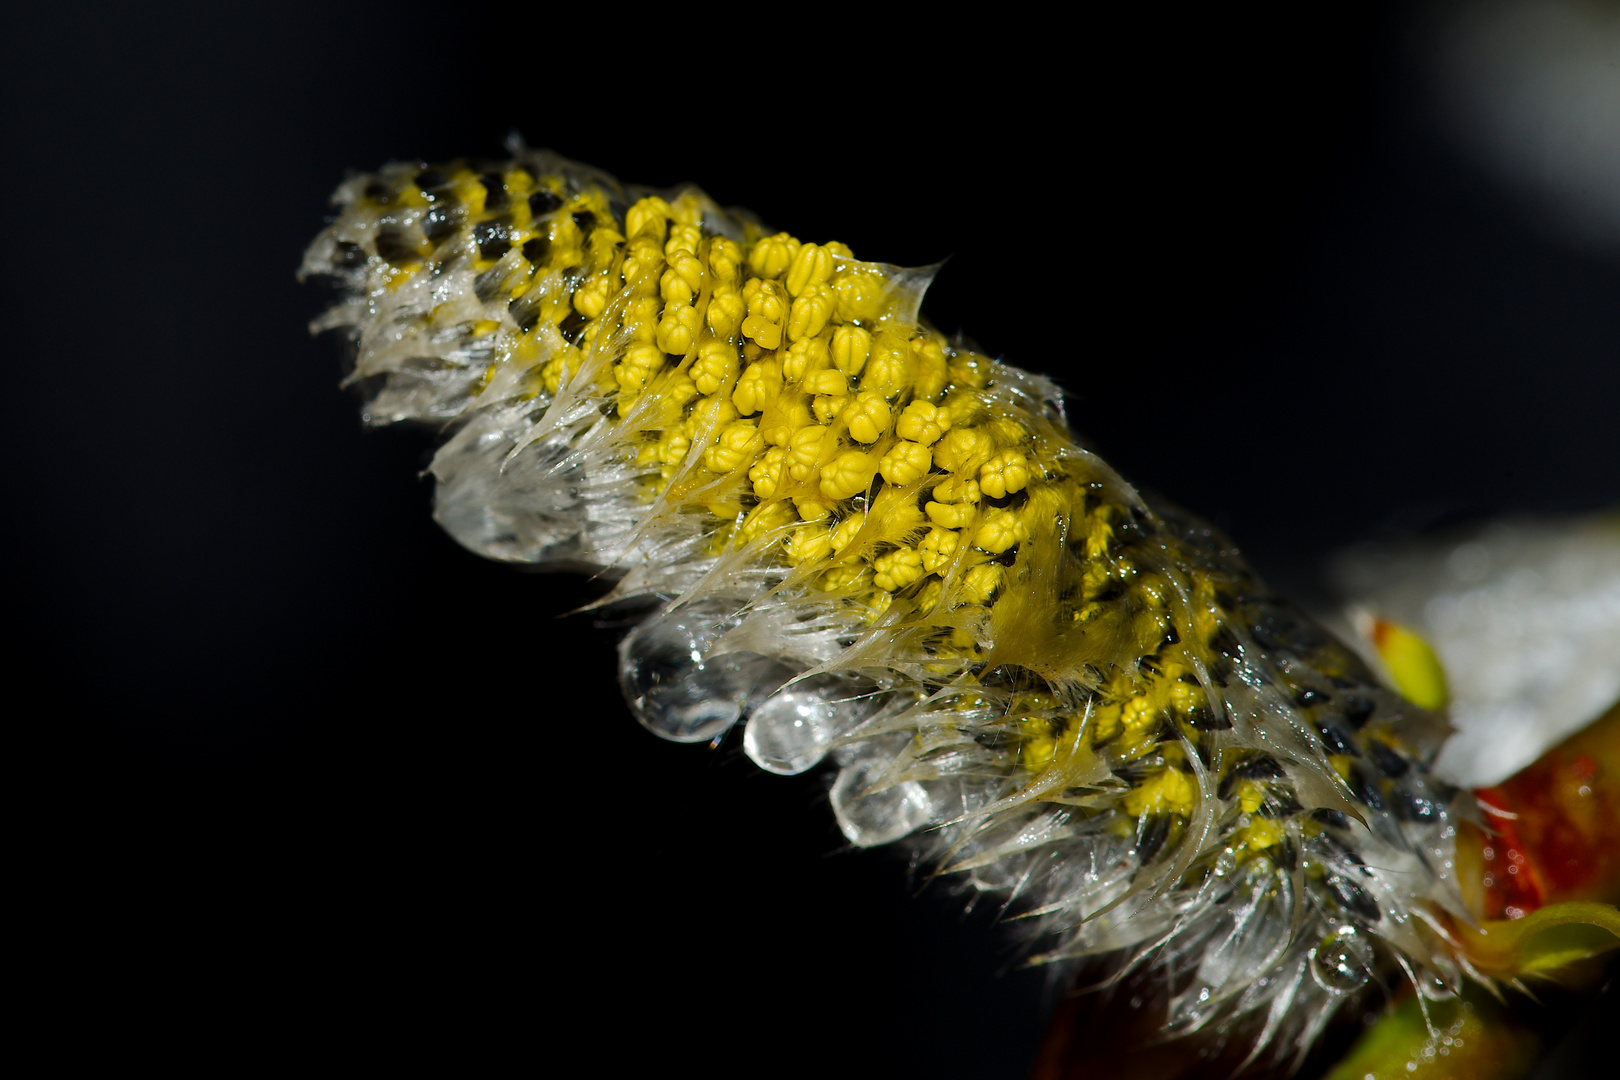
<box><xmin>322</xmin><ymin>155</ymin><xmax>1437</xmax><ymax>870</ymax></box>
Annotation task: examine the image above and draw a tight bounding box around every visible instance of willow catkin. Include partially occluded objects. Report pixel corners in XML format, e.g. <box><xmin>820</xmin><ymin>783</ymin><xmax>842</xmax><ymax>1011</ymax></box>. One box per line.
<box><xmin>301</xmin><ymin>144</ymin><xmax>1470</xmax><ymax>1070</ymax></box>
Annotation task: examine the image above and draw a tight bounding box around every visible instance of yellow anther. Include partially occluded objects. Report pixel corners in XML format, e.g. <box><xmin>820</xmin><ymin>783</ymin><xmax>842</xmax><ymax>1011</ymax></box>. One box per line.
<box><xmin>625</xmin><ymin>196</ymin><xmax>671</xmax><ymax>241</ymax></box>
<box><xmin>819</xmin><ymin>450</ymin><xmax>877</xmax><ymax>501</ymax></box>
<box><xmin>759</xmin><ymin>395</ymin><xmax>814</xmax><ymax>447</ymax></box>
<box><xmin>783</xmin><ymin>336</ymin><xmax>831</xmax><ymax>381</ymax></box>
<box><xmin>703</xmin><ymin>419</ymin><xmax>762</xmax><ymax>474</ymax></box>
<box><xmin>1236</xmin><ymin>818</ymin><xmax>1284</xmax><ymax>858</ymax></box>
<box><xmin>830</xmin><ymin>512</ymin><xmax>866</xmax><ymax>552</ymax></box>
<box><xmin>656</xmin><ymin>304</ymin><xmax>702</xmax><ymax>355</ymax></box>
<box><xmin>615</xmin><ymin>343</ymin><xmax>663</xmax><ymax>397</ymax></box>
<box><xmin>785</xmin><ymin>242</ymin><xmax>835</xmax><ymax>297</ymax></box>
<box><xmin>974</xmin><ymin>507</ymin><xmax>1028</xmax><ymax>554</ymax></box>
<box><xmin>1123</xmin><ymin>767</ymin><xmax>1197</xmax><ymax>818</ymax></box>
<box><xmin>925</xmin><ymin>500</ymin><xmax>976</xmax><ymax>529</ymax></box>
<box><xmin>692</xmin><ymin>340</ymin><xmax>740</xmax><ymax>396</ymax></box>
<box><xmin>741</xmin><ymin>279</ymin><xmax>786</xmax><ymax>350</ymax></box>
<box><xmin>787</xmin><ymin>283</ymin><xmax>835</xmax><ymax>343</ymax></box>
<box><xmin>947</xmin><ymin>351</ymin><xmax>992</xmax><ymax>389</ymax></box>
<box><xmin>749</xmin><ymin>446</ymin><xmax>788</xmax><ymax>498</ymax></box>
<box><xmin>660</xmin><ymin>251</ymin><xmax>705</xmax><ymax>308</ymax></box>
<box><xmin>878</xmin><ymin>439</ymin><xmax>932</xmax><ymax>487</ymax></box>
<box><xmin>707</xmin><ymin>285</ymin><xmax>745</xmax><ymax>340</ymax></box>
<box><xmin>1237</xmin><ymin>780</ymin><xmax>1266</xmax><ymax>815</ymax></box>
<box><xmin>1371</xmin><ymin>618</ymin><xmax>1449</xmax><ymax>711</ymax></box>
<box><xmin>684</xmin><ymin>397</ymin><xmax>736</xmax><ymax>440</ymax></box>
<box><xmin>861</xmin><ymin>334</ymin><xmax>914</xmax><ymax>399</ymax></box>
<box><xmin>895</xmin><ymin>400</ymin><xmax>949</xmax><ymax>445</ymax></box>
<box><xmin>841</xmin><ymin>393</ymin><xmax>892</xmax><ymax>445</ymax></box>
<box><xmin>932</xmin><ymin>476</ymin><xmax>980</xmax><ymax>504</ymax></box>
<box><xmin>787</xmin><ymin>524</ymin><xmax>833</xmax><ymax>564</ymax></box>
<box><xmin>919</xmin><ymin>527</ymin><xmax>960</xmax><ymax>574</ymax></box>
<box><xmin>910</xmin><ymin>336</ymin><xmax>950</xmax><ymax>402</ymax></box>
<box><xmin>1084</xmin><ymin>510</ymin><xmax>1115</xmax><ymax>561</ymax></box>
<box><xmin>823</xmin><ymin>240</ymin><xmax>854</xmax><ymax>259</ymax></box>
<box><xmin>819</xmin><ymin>563</ymin><xmax>870</xmax><ymax>593</ymax></box>
<box><xmin>732</xmin><ymin>358</ymin><xmax>783</xmax><ymax>416</ymax></box>
<box><xmin>621</xmin><ymin>237</ymin><xmax>663</xmax><ymax>288</ymax></box>
<box><xmin>748</xmin><ymin>232</ymin><xmax>801</xmax><ymax>279</ymax></box>
<box><xmin>787</xmin><ymin>425</ymin><xmax>827</xmax><ymax>481</ymax></box>
<box><xmin>665</xmin><ymin>222</ymin><xmax>701</xmax><ymax>258</ymax></box>
<box><xmin>833</xmin><ymin>268</ymin><xmax>886</xmax><ymax>323</ymax></box>
<box><xmin>932</xmin><ymin>426</ymin><xmax>996</xmax><ymax>473</ymax></box>
<box><xmin>831</xmin><ymin>325</ymin><xmax>871</xmax><ymax>376</ymax></box>
<box><xmin>802</xmin><ymin>368</ymin><xmax>848</xmax><ymax>397</ymax></box>
<box><xmin>1018</xmin><ymin>484</ymin><xmax>1066</xmax><ymax>537</ymax></box>
<box><xmin>656</xmin><ymin>428</ymin><xmax>691</xmax><ymax>466</ymax></box>
<box><xmin>707</xmin><ymin>237</ymin><xmax>744</xmax><ymax>285</ymax></box>
<box><xmin>739</xmin><ymin>500</ymin><xmax>796</xmax><ymax>543</ymax></box>
<box><xmin>669</xmin><ymin>190</ymin><xmax>705</xmax><ymax>226</ymax></box>
<box><xmin>622</xmin><ymin>295</ymin><xmax>661</xmax><ymax>342</ymax></box>
<box><xmin>874</xmin><ymin>547</ymin><xmax>925</xmax><ymax>592</ymax></box>
<box><xmin>959</xmin><ymin>563</ymin><xmax>1002</xmax><ymax>604</ymax></box>
<box><xmin>978</xmin><ymin>450</ymin><xmax>1032</xmax><ymax>499</ymax></box>
<box><xmin>811</xmin><ymin>393</ymin><xmax>849</xmax><ymax>425</ymax></box>
<box><xmin>792</xmin><ymin>493</ymin><xmax>834</xmax><ymax>521</ymax></box>
<box><xmin>575</xmin><ymin>275</ymin><xmax>611</xmax><ymax>319</ymax></box>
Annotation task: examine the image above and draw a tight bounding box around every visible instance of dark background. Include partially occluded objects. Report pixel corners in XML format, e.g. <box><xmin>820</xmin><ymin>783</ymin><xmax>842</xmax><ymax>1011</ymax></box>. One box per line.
<box><xmin>8</xmin><ymin>2</ymin><xmax>1616</xmax><ymax>1075</ymax></box>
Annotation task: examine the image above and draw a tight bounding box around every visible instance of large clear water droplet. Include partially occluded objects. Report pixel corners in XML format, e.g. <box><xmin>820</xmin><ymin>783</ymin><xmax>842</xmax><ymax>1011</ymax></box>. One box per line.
<box><xmin>1309</xmin><ymin>925</ymin><xmax>1374</xmax><ymax>993</ymax></box>
<box><xmin>743</xmin><ymin>678</ymin><xmax>879</xmax><ymax>775</ymax></box>
<box><xmin>830</xmin><ymin>754</ymin><xmax>936</xmax><ymax>847</ymax></box>
<box><xmin>618</xmin><ymin>604</ymin><xmax>780</xmax><ymax>744</ymax></box>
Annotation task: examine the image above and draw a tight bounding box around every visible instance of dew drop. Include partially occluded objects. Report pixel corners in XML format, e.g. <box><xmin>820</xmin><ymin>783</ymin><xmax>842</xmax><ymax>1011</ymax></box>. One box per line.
<box><xmin>1309</xmin><ymin>926</ymin><xmax>1374</xmax><ymax>993</ymax></box>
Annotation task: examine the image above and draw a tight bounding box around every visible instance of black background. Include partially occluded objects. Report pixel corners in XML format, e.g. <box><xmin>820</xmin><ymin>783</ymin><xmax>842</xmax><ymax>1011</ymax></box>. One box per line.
<box><xmin>8</xmin><ymin>2</ymin><xmax>1617</xmax><ymax>1075</ymax></box>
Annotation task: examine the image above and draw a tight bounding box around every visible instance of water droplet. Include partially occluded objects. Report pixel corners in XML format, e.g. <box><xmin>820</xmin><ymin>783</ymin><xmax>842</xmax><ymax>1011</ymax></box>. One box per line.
<box><xmin>618</xmin><ymin>604</ymin><xmax>779</xmax><ymax>743</ymax></box>
<box><xmin>1310</xmin><ymin>926</ymin><xmax>1374</xmax><ymax>993</ymax></box>
<box><xmin>830</xmin><ymin>754</ymin><xmax>935</xmax><ymax>847</ymax></box>
<box><xmin>743</xmin><ymin>679</ymin><xmax>877</xmax><ymax>775</ymax></box>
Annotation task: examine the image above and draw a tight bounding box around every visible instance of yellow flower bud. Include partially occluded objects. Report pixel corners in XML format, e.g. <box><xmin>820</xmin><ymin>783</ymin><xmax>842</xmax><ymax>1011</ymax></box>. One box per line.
<box><xmin>786</xmin><ymin>283</ymin><xmax>835</xmax><ymax>343</ymax></box>
<box><xmin>973</xmin><ymin>507</ymin><xmax>1028</xmax><ymax>554</ymax></box>
<box><xmin>874</xmin><ymin>546</ymin><xmax>925</xmax><ymax>592</ymax></box>
<box><xmin>811</xmin><ymin>393</ymin><xmax>850</xmax><ymax>425</ymax></box>
<box><xmin>831</xmin><ymin>325</ymin><xmax>871</xmax><ymax>376</ymax></box>
<box><xmin>925</xmin><ymin>500</ymin><xmax>976</xmax><ymax>529</ymax></box>
<box><xmin>819</xmin><ymin>450</ymin><xmax>877</xmax><ymax>501</ymax></box>
<box><xmin>878</xmin><ymin>440</ymin><xmax>932</xmax><ymax>487</ymax></box>
<box><xmin>895</xmin><ymin>400</ymin><xmax>949</xmax><ymax>445</ymax></box>
<box><xmin>932</xmin><ymin>427</ymin><xmax>995</xmax><ymax>473</ymax></box>
<box><xmin>707</xmin><ymin>285</ymin><xmax>745</xmax><ymax>340</ymax></box>
<box><xmin>802</xmin><ymin>367</ymin><xmax>849</xmax><ymax>397</ymax></box>
<box><xmin>841</xmin><ymin>392</ymin><xmax>892</xmax><ymax>445</ymax></box>
<box><xmin>785</xmin><ymin>242</ymin><xmax>835</xmax><ymax>296</ymax></box>
<box><xmin>665</xmin><ymin>223</ymin><xmax>701</xmax><ymax>258</ymax></box>
<box><xmin>829</xmin><ymin>511</ymin><xmax>866</xmax><ymax>552</ymax></box>
<box><xmin>656</xmin><ymin>304</ymin><xmax>702</xmax><ymax>355</ymax></box>
<box><xmin>708</xmin><ymin>236</ymin><xmax>744</xmax><ymax>284</ymax></box>
<box><xmin>783</xmin><ymin>336</ymin><xmax>831</xmax><ymax>382</ymax></box>
<box><xmin>692</xmin><ymin>340</ymin><xmax>740</xmax><ymax>396</ymax></box>
<box><xmin>749</xmin><ymin>446</ymin><xmax>788</xmax><ymax>498</ymax></box>
<box><xmin>625</xmin><ymin>196</ymin><xmax>671</xmax><ymax>241</ymax></box>
<box><xmin>960</xmin><ymin>563</ymin><xmax>1002</xmax><ymax>604</ymax></box>
<box><xmin>833</xmin><ymin>269</ymin><xmax>886</xmax><ymax>323</ymax></box>
<box><xmin>702</xmin><ymin>419</ymin><xmax>762</xmax><ymax>474</ymax></box>
<box><xmin>748</xmin><ymin>232</ymin><xmax>801</xmax><ymax>279</ymax></box>
<box><xmin>732</xmin><ymin>358</ymin><xmax>783</xmax><ymax>416</ymax></box>
<box><xmin>787</xmin><ymin>424</ymin><xmax>827</xmax><ymax>481</ymax></box>
<box><xmin>861</xmin><ymin>335</ymin><xmax>913</xmax><ymax>399</ymax></box>
<box><xmin>919</xmin><ymin>526</ymin><xmax>959</xmax><ymax>574</ymax></box>
<box><xmin>978</xmin><ymin>450</ymin><xmax>1032</xmax><ymax>499</ymax></box>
